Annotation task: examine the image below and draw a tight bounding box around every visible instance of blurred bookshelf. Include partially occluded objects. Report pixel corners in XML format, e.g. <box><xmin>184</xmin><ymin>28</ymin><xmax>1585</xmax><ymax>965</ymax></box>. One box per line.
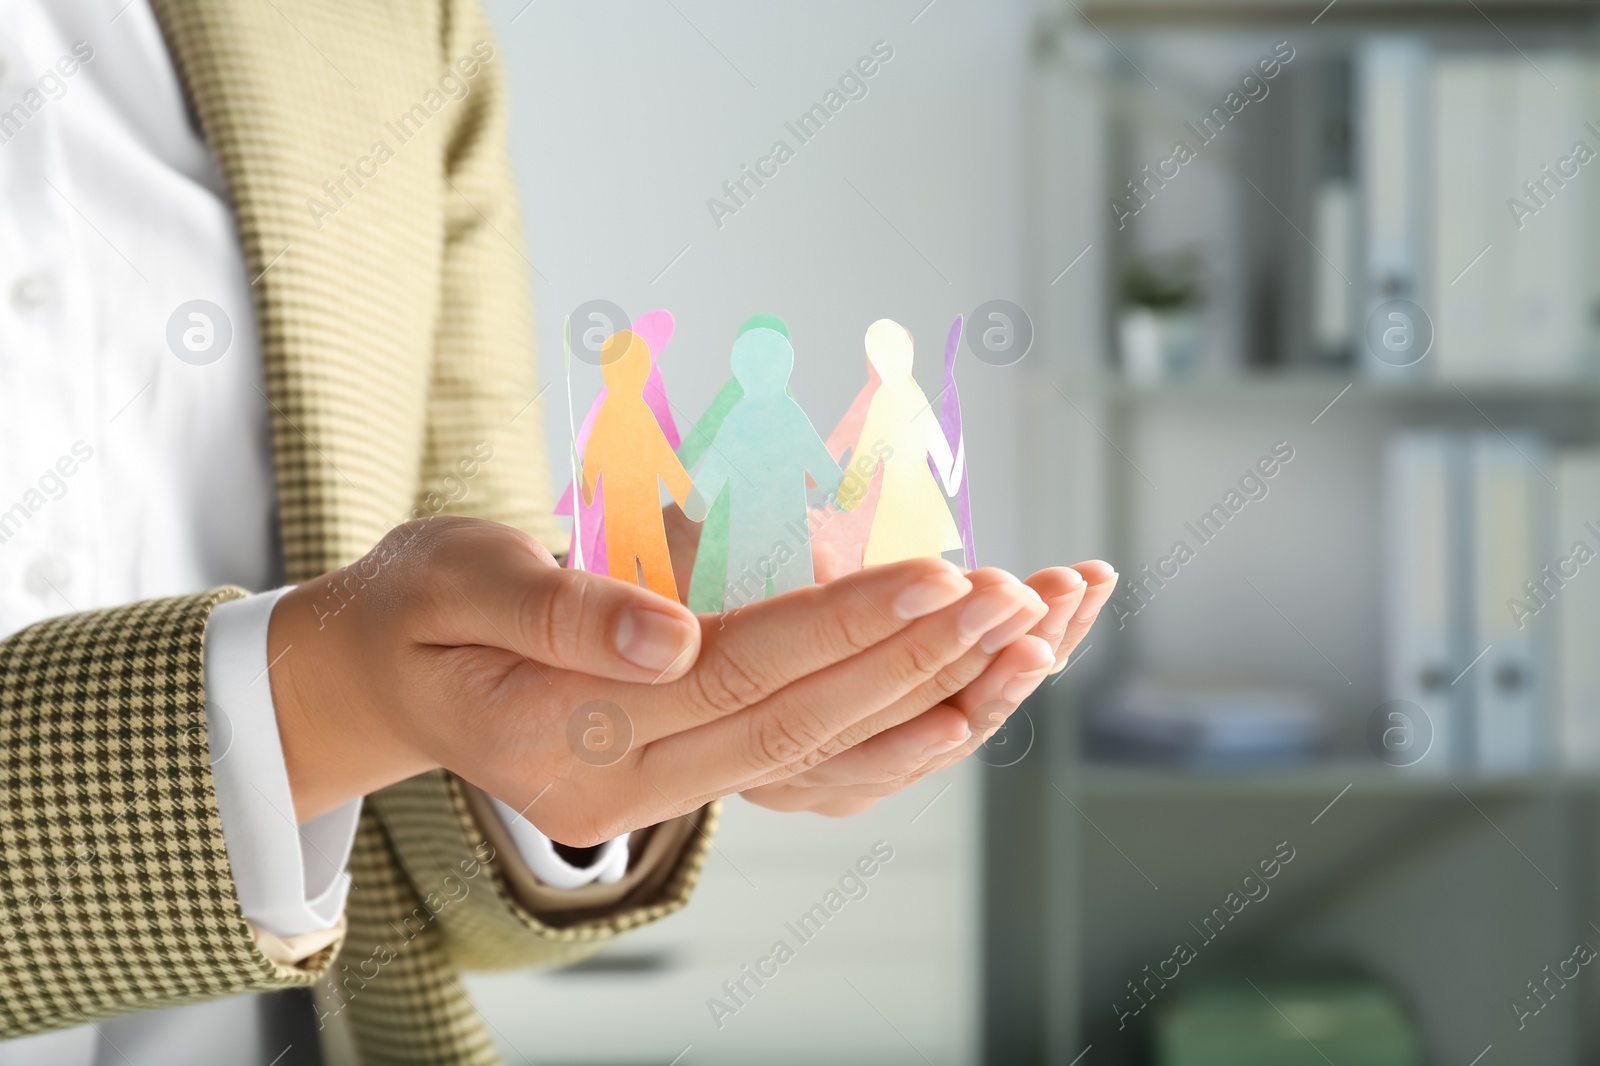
<box><xmin>1046</xmin><ymin>372</ymin><xmax>1600</xmax><ymax>405</ymax></box>
<box><xmin>1070</xmin><ymin>759</ymin><xmax>1600</xmax><ymax>797</ymax></box>
<box><xmin>992</xmin><ymin>1</ymin><xmax>1600</xmax><ymax>1064</ymax></box>
<box><xmin>1071</xmin><ymin>1</ymin><xmax>1600</xmax><ymax>28</ymax></box>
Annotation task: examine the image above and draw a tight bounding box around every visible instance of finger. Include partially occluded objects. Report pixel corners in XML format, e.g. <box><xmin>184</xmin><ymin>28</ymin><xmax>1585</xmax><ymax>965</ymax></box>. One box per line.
<box><xmin>418</xmin><ymin>519</ymin><xmax>703</xmax><ymax>684</ymax></box>
<box><xmin>1023</xmin><ymin>567</ymin><xmax>1087</xmax><ymax>654</ymax></box>
<box><xmin>918</xmin><ymin>635</ymin><xmax>1056</xmax><ymax>777</ymax></box>
<box><xmin>647</xmin><ymin>558</ymin><xmax>975</xmax><ymax>733</ymax></box>
<box><xmin>678</xmin><ymin>580</ymin><xmax>1049</xmax><ymax>801</ymax></box>
<box><xmin>662</xmin><ymin>503</ymin><xmax>701</xmax><ymax>604</ymax></box>
<box><xmin>741</xmin><ymin>705</ymin><xmax>971</xmax><ymax>808</ymax></box>
<box><xmin>641</xmin><ymin>572</ymin><xmax>1038</xmax><ymax>800</ymax></box>
<box><xmin>1050</xmin><ymin>561</ymin><xmax>1117</xmax><ymax>672</ymax></box>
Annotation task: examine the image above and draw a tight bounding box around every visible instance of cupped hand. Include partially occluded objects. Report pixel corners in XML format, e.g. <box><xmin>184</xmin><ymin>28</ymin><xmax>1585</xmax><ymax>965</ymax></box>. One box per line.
<box><xmin>740</xmin><ymin>561</ymin><xmax>1117</xmax><ymax>816</ymax></box>
<box><xmin>266</xmin><ymin>517</ymin><xmax>1048</xmax><ymax>843</ymax></box>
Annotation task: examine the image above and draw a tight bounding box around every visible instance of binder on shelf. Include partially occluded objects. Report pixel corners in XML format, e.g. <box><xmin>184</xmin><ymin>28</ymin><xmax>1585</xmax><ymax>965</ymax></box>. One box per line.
<box><xmin>1383</xmin><ymin>433</ymin><xmax>1468</xmax><ymax>771</ymax></box>
<box><xmin>1555</xmin><ymin>451</ymin><xmax>1600</xmax><ymax>769</ymax></box>
<box><xmin>1430</xmin><ymin>52</ymin><xmax>1593</xmax><ymax>380</ymax></box>
<box><xmin>1358</xmin><ymin>37</ymin><xmax>1430</xmax><ymax>380</ymax></box>
<box><xmin>1430</xmin><ymin>54</ymin><xmax>1507</xmax><ymax>379</ymax></box>
<box><xmin>1505</xmin><ymin>55</ymin><xmax>1590</xmax><ymax>380</ymax></box>
<box><xmin>1468</xmin><ymin>435</ymin><xmax>1551</xmax><ymax>772</ymax></box>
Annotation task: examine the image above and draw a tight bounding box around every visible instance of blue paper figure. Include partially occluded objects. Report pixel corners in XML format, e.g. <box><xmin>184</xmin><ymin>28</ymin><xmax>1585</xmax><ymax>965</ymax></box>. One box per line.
<box><xmin>689</xmin><ymin>327</ymin><xmax>843</xmax><ymax>603</ymax></box>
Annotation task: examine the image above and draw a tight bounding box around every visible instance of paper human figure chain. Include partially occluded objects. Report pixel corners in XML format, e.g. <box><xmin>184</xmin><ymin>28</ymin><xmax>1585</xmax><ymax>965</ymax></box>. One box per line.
<box><xmin>558</xmin><ymin>310</ymin><xmax>977</xmax><ymax>606</ymax></box>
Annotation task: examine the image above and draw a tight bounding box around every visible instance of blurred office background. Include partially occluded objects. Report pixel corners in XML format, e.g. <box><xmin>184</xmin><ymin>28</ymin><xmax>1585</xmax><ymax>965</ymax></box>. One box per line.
<box><xmin>467</xmin><ymin>0</ymin><xmax>1600</xmax><ymax>1062</ymax></box>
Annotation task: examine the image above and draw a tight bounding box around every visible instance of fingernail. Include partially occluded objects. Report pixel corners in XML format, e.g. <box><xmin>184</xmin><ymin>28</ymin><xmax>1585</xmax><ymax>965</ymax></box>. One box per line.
<box><xmin>959</xmin><ymin>587</ymin><xmax>1021</xmax><ymax>643</ymax></box>
<box><xmin>1064</xmin><ymin>569</ymin><xmax>1086</xmax><ymax>589</ymax></box>
<box><xmin>1002</xmin><ymin>669</ymin><xmax>1049</xmax><ymax>704</ymax></box>
<box><xmin>616</xmin><ymin>608</ymin><xmax>696</xmax><ymax>674</ymax></box>
<box><xmin>894</xmin><ymin>568</ymin><xmax>973</xmax><ymax>621</ymax></box>
<box><xmin>981</xmin><ymin>607</ymin><xmax>1042</xmax><ymax>654</ymax></box>
<box><xmin>1073</xmin><ymin>574</ymin><xmax>1114</xmax><ymax>623</ymax></box>
<box><xmin>920</xmin><ymin>728</ymin><xmax>970</xmax><ymax>759</ymax></box>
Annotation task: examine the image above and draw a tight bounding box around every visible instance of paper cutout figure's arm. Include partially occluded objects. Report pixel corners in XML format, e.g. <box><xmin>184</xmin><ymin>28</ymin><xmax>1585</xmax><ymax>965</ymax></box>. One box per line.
<box><xmin>803</xmin><ymin>421</ymin><xmax>844</xmax><ymax>498</ymax></box>
<box><xmin>936</xmin><ymin>314</ymin><xmax>977</xmax><ymax>569</ymax></box>
<box><xmin>924</xmin><ymin>409</ymin><xmax>958</xmax><ymax>495</ymax></box>
<box><xmin>656</xmin><ymin>432</ymin><xmax>694</xmax><ymax>508</ymax></box>
<box><xmin>839</xmin><ymin>398</ymin><xmax>894</xmax><ymax>513</ymax></box>
<box><xmin>826</xmin><ymin>371</ymin><xmax>880</xmax><ymax>462</ymax></box>
<box><xmin>693</xmin><ymin>444</ymin><xmax>734</xmax><ymax>517</ymax></box>
<box><xmin>678</xmin><ymin>378</ymin><xmax>743</xmax><ymax>470</ymax></box>
<box><xmin>556</xmin><ymin>389</ymin><xmax>606</xmax><ymax>516</ymax></box>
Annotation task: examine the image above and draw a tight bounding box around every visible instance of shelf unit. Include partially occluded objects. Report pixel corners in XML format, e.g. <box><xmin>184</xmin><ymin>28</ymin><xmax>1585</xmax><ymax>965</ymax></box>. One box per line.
<box><xmin>1069</xmin><ymin>760</ymin><xmax>1600</xmax><ymax>799</ymax></box>
<box><xmin>988</xmin><ymin>3</ymin><xmax>1600</xmax><ymax>1064</ymax></box>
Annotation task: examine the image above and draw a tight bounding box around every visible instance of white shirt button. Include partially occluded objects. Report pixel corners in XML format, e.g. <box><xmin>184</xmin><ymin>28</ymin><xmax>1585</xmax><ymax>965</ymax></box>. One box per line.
<box><xmin>11</xmin><ymin>272</ymin><xmax>58</xmax><ymax>313</ymax></box>
<box><xmin>24</xmin><ymin>554</ymin><xmax>73</xmax><ymax>600</ymax></box>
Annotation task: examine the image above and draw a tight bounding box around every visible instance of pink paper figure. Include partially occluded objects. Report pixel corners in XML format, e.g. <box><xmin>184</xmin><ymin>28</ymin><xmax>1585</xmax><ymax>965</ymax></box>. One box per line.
<box><xmin>556</xmin><ymin>310</ymin><xmax>681</xmax><ymax>573</ymax></box>
<box><xmin>809</xmin><ymin>353</ymin><xmax>883</xmax><ymax>581</ymax></box>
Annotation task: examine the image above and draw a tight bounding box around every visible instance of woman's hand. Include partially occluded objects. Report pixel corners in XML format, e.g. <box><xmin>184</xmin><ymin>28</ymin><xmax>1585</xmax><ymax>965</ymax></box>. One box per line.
<box><xmin>740</xmin><ymin>561</ymin><xmax>1117</xmax><ymax>816</ymax></box>
<box><xmin>661</xmin><ymin>502</ymin><xmax>1119</xmax><ymax>817</ymax></box>
<box><xmin>266</xmin><ymin>517</ymin><xmax>1048</xmax><ymax>842</ymax></box>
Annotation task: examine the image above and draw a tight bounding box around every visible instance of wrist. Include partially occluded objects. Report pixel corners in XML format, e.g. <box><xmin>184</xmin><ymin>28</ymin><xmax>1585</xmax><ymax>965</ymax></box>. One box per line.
<box><xmin>267</xmin><ymin>575</ymin><xmax>436</xmax><ymax>821</ymax></box>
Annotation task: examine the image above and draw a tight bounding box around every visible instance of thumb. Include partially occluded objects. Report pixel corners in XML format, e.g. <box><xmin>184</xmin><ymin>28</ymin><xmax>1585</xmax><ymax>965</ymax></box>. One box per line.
<box><xmin>430</xmin><ymin>523</ymin><xmax>701</xmax><ymax>683</ymax></box>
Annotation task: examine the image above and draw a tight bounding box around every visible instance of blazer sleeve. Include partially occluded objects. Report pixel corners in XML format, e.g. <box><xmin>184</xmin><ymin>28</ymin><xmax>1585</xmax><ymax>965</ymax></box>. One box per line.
<box><xmin>382</xmin><ymin>0</ymin><xmax>717</xmax><ymax>974</ymax></box>
<box><xmin>0</xmin><ymin>590</ymin><xmax>339</xmax><ymax>1041</ymax></box>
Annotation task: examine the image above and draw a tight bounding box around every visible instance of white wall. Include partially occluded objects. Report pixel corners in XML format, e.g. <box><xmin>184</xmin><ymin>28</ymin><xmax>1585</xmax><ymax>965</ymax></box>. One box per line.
<box><xmin>489</xmin><ymin>0</ymin><xmax>1033</xmax><ymax>574</ymax></box>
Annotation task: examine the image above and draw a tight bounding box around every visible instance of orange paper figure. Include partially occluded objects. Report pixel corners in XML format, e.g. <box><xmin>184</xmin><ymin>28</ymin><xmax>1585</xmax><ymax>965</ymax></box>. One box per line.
<box><xmin>581</xmin><ymin>330</ymin><xmax>692</xmax><ymax>597</ymax></box>
<box><xmin>841</xmin><ymin>319</ymin><xmax>961</xmax><ymax>564</ymax></box>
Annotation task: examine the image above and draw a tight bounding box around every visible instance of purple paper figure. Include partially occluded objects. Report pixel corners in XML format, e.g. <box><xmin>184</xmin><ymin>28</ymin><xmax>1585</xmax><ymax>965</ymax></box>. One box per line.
<box><xmin>927</xmin><ymin>315</ymin><xmax>977</xmax><ymax>569</ymax></box>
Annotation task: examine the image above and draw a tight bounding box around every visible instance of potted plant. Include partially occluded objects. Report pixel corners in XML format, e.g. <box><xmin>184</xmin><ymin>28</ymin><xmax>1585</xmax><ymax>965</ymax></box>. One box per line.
<box><xmin>1118</xmin><ymin>251</ymin><xmax>1204</xmax><ymax>382</ymax></box>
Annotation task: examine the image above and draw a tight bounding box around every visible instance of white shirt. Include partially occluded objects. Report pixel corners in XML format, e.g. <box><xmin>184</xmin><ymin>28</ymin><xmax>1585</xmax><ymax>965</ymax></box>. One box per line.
<box><xmin>0</xmin><ymin>3</ymin><xmax>624</xmax><ymax>1062</ymax></box>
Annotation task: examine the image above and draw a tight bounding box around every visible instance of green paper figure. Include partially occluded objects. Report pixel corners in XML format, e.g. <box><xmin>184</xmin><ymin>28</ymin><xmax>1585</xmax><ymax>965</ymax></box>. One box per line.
<box><xmin>681</xmin><ymin>315</ymin><xmax>789</xmax><ymax>613</ymax></box>
<box><xmin>685</xmin><ymin>325</ymin><xmax>841</xmax><ymax>610</ymax></box>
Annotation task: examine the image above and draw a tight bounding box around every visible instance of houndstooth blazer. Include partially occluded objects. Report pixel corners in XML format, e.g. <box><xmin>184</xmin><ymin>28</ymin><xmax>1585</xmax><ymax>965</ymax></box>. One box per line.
<box><xmin>0</xmin><ymin>2</ymin><xmax>716</xmax><ymax>1062</ymax></box>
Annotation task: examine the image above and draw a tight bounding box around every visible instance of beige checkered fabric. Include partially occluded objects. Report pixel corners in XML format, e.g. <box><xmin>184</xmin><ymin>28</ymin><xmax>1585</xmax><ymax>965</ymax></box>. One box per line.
<box><xmin>0</xmin><ymin>1</ymin><xmax>715</xmax><ymax>1062</ymax></box>
<box><xmin>0</xmin><ymin>591</ymin><xmax>332</xmax><ymax>1036</ymax></box>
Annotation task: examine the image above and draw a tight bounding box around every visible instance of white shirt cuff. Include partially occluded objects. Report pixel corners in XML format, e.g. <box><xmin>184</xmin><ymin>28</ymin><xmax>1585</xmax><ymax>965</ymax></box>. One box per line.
<box><xmin>203</xmin><ymin>587</ymin><xmax>360</xmax><ymax>939</ymax></box>
<box><xmin>488</xmin><ymin>796</ymin><xmax>630</xmax><ymax>888</ymax></box>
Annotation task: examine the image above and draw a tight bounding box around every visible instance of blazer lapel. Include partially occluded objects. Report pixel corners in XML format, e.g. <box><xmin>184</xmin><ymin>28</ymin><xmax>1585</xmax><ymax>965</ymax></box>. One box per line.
<box><xmin>146</xmin><ymin>0</ymin><xmax>438</xmax><ymax>582</ymax></box>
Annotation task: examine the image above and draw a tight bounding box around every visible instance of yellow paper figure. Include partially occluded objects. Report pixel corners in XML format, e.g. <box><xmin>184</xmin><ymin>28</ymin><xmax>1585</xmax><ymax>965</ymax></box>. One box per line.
<box><xmin>582</xmin><ymin>329</ymin><xmax>692</xmax><ymax>597</ymax></box>
<box><xmin>841</xmin><ymin>319</ymin><xmax>962</xmax><ymax>564</ymax></box>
